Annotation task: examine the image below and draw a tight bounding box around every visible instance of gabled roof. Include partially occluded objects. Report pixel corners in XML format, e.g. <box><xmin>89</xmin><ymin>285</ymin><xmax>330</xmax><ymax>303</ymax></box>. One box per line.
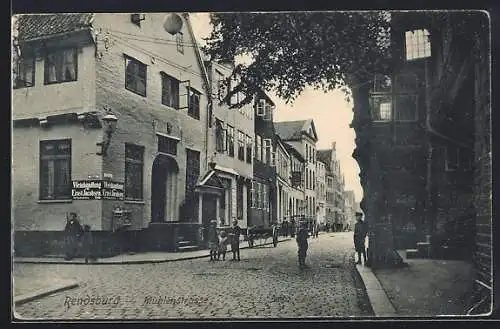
<box><xmin>275</xmin><ymin>135</ymin><xmax>290</xmax><ymax>158</ymax></box>
<box><xmin>16</xmin><ymin>13</ymin><xmax>94</xmax><ymax>41</ymax></box>
<box><xmin>317</xmin><ymin>149</ymin><xmax>333</xmax><ymax>172</ymax></box>
<box><xmin>274</xmin><ymin>119</ymin><xmax>318</xmax><ymax>142</ymax></box>
<box><xmin>283</xmin><ymin>143</ymin><xmax>305</xmax><ymax>163</ymax></box>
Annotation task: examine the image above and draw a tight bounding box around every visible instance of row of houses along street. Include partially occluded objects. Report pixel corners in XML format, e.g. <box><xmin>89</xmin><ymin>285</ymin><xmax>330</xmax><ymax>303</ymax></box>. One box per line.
<box><xmin>11</xmin><ymin>11</ymin><xmax>493</xmax><ymax>318</ymax></box>
<box><xmin>12</xmin><ymin>13</ymin><xmax>358</xmax><ymax>258</ymax></box>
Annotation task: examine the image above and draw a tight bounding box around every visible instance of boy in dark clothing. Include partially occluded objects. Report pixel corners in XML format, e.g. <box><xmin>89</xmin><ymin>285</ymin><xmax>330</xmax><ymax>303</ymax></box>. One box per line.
<box><xmin>82</xmin><ymin>224</ymin><xmax>94</xmax><ymax>264</ymax></box>
<box><xmin>64</xmin><ymin>213</ymin><xmax>83</xmax><ymax>260</ymax></box>
<box><xmin>354</xmin><ymin>212</ymin><xmax>367</xmax><ymax>265</ymax></box>
<box><xmin>231</xmin><ymin>219</ymin><xmax>241</xmax><ymax>261</ymax></box>
<box><xmin>296</xmin><ymin>221</ymin><xmax>309</xmax><ymax>269</ymax></box>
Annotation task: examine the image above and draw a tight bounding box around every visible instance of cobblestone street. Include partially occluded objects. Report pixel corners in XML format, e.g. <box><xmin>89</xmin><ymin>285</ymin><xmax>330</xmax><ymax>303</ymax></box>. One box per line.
<box><xmin>13</xmin><ymin>232</ymin><xmax>373</xmax><ymax>320</ymax></box>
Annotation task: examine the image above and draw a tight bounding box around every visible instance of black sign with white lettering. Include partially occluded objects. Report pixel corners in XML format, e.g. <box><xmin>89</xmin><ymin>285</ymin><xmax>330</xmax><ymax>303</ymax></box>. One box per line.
<box><xmin>71</xmin><ymin>180</ymin><xmax>125</xmax><ymax>200</ymax></box>
<box><xmin>72</xmin><ymin>180</ymin><xmax>102</xmax><ymax>200</ymax></box>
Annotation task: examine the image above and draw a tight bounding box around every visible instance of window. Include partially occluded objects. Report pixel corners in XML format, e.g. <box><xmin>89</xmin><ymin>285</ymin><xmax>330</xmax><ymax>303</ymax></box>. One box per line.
<box><xmin>125</xmin><ymin>143</ymin><xmax>144</xmax><ymax>200</ymax></box>
<box><xmin>394</xmin><ymin>94</ymin><xmax>418</xmax><ymax>121</ymax></box>
<box><xmin>251</xmin><ymin>181</ymin><xmax>256</xmax><ymax>208</ymax></box>
<box><xmin>238</xmin><ymin>131</ymin><xmax>245</xmax><ymax>161</ymax></box>
<box><xmin>186</xmin><ymin>149</ymin><xmax>200</xmax><ymax>195</ymax></box>
<box><xmin>215</xmin><ymin>70</ymin><xmax>227</xmax><ymax>102</ymax></box>
<box><xmin>125</xmin><ymin>56</ymin><xmax>147</xmax><ymax>96</ymax></box>
<box><xmin>256</xmin><ymin>99</ymin><xmax>265</xmax><ymax>116</ymax></box>
<box><xmin>237</xmin><ymin>180</ymin><xmax>244</xmax><ymax>218</ymax></box>
<box><xmin>246</xmin><ymin>135</ymin><xmax>253</xmax><ymax>163</ymax></box>
<box><xmin>130</xmin><ymin>14</ymin><xmax>145</xmax><ymax>26</ymax></box>
<box><xmin>226</xmin><ymin>125</ymin><xmax>235</xmax><ymax>157</ymax></box>
<box><xmin>264</xmin><ymin>102</ymin><xmax>273</xmax><ymax>121</ymax></box>
<box><xmin>262</xmin><ymin>184</ymin><xmax>268</xmax><ymax>211</ymax></box>
<box><xmin>39</xmin><ymin>139</ymin><xmax>71</xmax><ymax>200</ymax></box>
<box><xmin>158</xmin><ymin>135</ymin><xmax>178</xmax><ymax>155</ymax></box>
<box><xmin>373</xmin><ymin>74</ymin><xmax>392</xmax><ymax>93</ymax></box>
<box><xmin>161</xmin><ymin>73</ymin><xmax>180</xmax><ymax>109</ymax></box>
<box><xmin>370</xmin><ymin>96</ymin><xmax>392</xmax><ymax>121</ymax></box>
<box><xmin>255</xmin><ymin>182</ymin><xmax>261</xmax><ymax>209</ymax></box>
<box><xmin>14</xmin><ymin>56</ymin><xmax>35</xmax><ymax>88</ymax></box>
<box><xmin>215</xmin><ymin>119</ymin><xmax>226</xmax><ymax>152</ymax></box>
<box><xmin>176</xmin><ymin>32</ymin><xmax>184</xmax><ymax>54</ymax></box>
<box><xmin>44</xmin><ymin>48</ymin><xmax>77</xmax><ymax>84</ymax></box>
<box><xmin>263</xmin><ymin>139</ymin><xmax>272</xmax><ymax>164</ymax></box>
<box><xmin>188</xmin><ymin>88</ymin><xmax>201</xmax><ymax>120</ymax></box>
<box><xmin>405</xmin><ymin>29</ymin><xmax>431</xmax><ymax>61</ymax></box>
<box><xmin>255</xmin><ymin>135</ymin><xmax>262</xmax><ymax>161</ymax></box>
<box><xmin>312</xmin><ymin>172</ymin><xmax>315</xmax><ymax>190</ymax></box>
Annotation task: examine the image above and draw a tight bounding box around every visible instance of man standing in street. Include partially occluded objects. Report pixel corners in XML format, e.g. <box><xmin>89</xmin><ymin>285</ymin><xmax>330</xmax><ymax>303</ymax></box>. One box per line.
<box><xmin>296</xmin><ymin>220</ymin><xmax>309</xmax><ymax>269</ymax></box>
<box><xmin>231</xmin><ymin>219</ymin><xmax>241</xmax><ymax>261</ymax></box>
<box><xmin>354</xmin><ymin>212</ymin><xmax>367</xmax><ymax>265</ymax></box>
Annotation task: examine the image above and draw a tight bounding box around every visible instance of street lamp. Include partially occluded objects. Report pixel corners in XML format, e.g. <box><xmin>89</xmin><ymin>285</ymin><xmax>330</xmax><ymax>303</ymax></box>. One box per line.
<box><xmin>96</xmin><ymin>107</ymin><xmax>118</xmax><ymax>156</ymax></box>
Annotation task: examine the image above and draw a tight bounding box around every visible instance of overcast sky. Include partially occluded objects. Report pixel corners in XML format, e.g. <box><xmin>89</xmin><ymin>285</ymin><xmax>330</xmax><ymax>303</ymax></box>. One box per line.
<box><xmin>190</xmin><ymin>13</ymin><xmax>363</xmax><ymax>203</ymax></box>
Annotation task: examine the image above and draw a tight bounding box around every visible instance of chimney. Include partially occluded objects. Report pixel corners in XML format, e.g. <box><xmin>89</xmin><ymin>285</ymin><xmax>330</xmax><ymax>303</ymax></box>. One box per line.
<box><xmin>332</xmin><ymin>141</ymin><xmax>336</xmax><ymax>150</ymax></box>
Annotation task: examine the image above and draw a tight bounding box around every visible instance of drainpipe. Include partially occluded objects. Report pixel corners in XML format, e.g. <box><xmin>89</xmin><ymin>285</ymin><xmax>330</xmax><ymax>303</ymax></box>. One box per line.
<box><xmin>183</xmin><ymin>13</ymin><xmax>212</xmax><ymax>170</ymax></box>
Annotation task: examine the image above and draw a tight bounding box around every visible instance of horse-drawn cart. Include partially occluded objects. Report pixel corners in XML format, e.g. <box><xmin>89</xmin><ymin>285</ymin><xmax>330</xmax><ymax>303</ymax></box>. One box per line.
<box><xmin>246</xmin><ymin>225</ymin><xmax>279</xmax><ymax>248</ymax></box>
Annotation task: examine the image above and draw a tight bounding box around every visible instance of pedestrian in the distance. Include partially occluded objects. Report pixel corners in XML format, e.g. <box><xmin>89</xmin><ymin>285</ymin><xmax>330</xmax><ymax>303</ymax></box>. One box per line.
<box><xmin>354</xmin><ymin>212</ymin><xmax>368</xmax><ymax>265</ymax></box>
<box><xmin>82</xmin><ymin>224</ymin><xmax>94</xmax><ymax>264</ymax></box>
<box><xmin>217</xmin><ymin>230</ymin><xmax>229</xmax><ymax>261</ymax></box>
<box><xmin>296</xmin><ymin>221</ymin><xmax>309</xmax><ymax>269</ymax></box>
<box><xmin>208</xmin><ymin>220</ymin><xmax>219</xmax><ymax>261</ymax></box>
<box><xmin>231</xmin><ymin>219</ymin><xmax>241</xmax><ymax>261</ymax></box>
<box><xmin>64</xmin><ymin>212</ymin><xmax>83</xmax><ymax>260</ymax></box>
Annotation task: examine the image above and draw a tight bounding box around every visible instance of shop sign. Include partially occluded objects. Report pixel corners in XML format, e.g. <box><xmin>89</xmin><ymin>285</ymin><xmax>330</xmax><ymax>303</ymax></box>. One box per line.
<box><xmin>102</xmin><ymin>181</ymin><xmax>125</xmax><ymax>200</ymax></box>
<box><xmin>71</xmin><ymin>180</ymin><xmax>125</xmax><ymax>200</ymax></box>
<box><xmin>72</xmin><ymin>180</ymin><xmax>102</xmax><ymax>200</ymax></box>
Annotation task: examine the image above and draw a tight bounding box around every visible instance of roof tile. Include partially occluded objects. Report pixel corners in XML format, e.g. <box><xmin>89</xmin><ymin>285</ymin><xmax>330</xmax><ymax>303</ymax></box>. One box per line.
<box><xmin>17</xmin><ymin>13</ymin><xmax>93</xmax><ymax>41</ymax></box>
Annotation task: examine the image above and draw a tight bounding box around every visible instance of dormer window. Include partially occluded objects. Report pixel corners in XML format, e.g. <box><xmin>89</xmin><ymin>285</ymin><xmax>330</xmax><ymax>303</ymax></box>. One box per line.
<box><xmin>405</xmin><ymin>29</ymin><xmax>431</xmax><ymax>61</ymax></box>
<box><xmin>131</xmin><ymin>14</ymin><xmax>145</xmax><ymax>27</ymax></box>
<box><xmin>256</xmin><ymin>99</ymin><xmax>265</xmax><ymax>116</ymax></box>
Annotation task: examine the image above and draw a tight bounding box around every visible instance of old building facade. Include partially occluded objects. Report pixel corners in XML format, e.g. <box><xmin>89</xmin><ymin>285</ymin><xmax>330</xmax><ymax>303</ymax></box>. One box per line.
<box><xmin>13</xmin><ymin>13</ymin><xmax>215</xmax><ymax>255</ymax></box>
<box><xmin>274</xmin><ymin>120</ymin><xmax>318</xmax><ymax>222</ymax></box>
<box><xmin>205</xmin><ymin>60</ymin><xmax>254</xmax><ymax>230</ymax></box>
<box><xmin>317</xmin><ymin>142</ymin><xmax>346</xmax><ymax>232</ymax></box>
<box><xmin>249</xmin><ymin>93</ymin><xmax>277</xmax><ymax>228</ymax></box>
<box><xmin>315</xmin><ymin>160</ymin><xmax>327</xmax><ymax>227</ymax></box>
<box><xmin>350</xmin><ymin>11</ymin><xmax>491</xmax><ymax>312</ymax></box>
<box><xmin>344</xmin><ymin>190</ymin><xmax>356</xmax><ymax>231</ymax></box>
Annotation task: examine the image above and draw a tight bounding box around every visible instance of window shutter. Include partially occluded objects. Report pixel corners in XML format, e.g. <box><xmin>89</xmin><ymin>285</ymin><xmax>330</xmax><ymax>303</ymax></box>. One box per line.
<box><xmin>179</xmin><ymin>80</ymin><xmax>190</xmax><ymax>109</ymax></box>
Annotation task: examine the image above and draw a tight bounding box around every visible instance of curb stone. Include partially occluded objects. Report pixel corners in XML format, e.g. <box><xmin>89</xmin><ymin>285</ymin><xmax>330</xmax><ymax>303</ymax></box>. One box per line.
<box><xmin>14</xmin><ymin>238</ymin><xmax>293</xmax><ymax>265</ymax></box>
<box><xmin>355</xmin><ymin>263</ymin><xmax>397</xmax><ymax>317</ymax></box>
<box><xmin>14</xmin><ymin>279</ymin><xmax>79</xmax><ymax>306</ymax></box>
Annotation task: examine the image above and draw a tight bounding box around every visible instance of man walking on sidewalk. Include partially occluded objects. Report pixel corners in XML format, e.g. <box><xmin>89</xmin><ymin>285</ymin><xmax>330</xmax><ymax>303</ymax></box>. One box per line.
<box><xmin>230</xmin><ymin>219</ymin><xmax>241</xmax><ymax>261</ymax></box>
<box><xmin>354</xmin><ymin>212</ymin><xmax>367</xmax><ymax>265</ymax></box>
<box><xmin>296</xmin><ymin>221</ymin><xmax>309</xmax><ymax>269</ymax></box>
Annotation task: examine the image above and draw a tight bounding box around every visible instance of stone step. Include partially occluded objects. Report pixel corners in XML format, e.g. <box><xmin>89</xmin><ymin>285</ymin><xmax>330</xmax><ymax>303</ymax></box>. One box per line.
<box><xmin>177</xmin><ymin>240</ymin><xmax>196</xmax><ymax>246</ymax></box>
<box><xmin>405</xmin><ymin>249</ymin><xmax>420</xmax><ymax>259</ymax></box>
<box><xmin>177</xmin><ymin>245</ymin><xmax>200</xmax><ymax>252</ymax></box>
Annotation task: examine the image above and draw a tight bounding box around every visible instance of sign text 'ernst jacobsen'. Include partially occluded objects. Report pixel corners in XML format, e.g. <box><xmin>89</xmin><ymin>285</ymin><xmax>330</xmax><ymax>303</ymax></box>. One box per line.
<box><xmin>71</xmin><ymin>180</ymin><xmax>124</xmax><ymax>200</ymax></box>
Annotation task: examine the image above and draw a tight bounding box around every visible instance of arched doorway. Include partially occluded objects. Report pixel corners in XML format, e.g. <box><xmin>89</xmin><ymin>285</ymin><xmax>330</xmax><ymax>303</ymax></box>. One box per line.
<box><xmin>151</xmin><ymin>154</ymin><xmax>179</xmax><ymax>223</ymax></box>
